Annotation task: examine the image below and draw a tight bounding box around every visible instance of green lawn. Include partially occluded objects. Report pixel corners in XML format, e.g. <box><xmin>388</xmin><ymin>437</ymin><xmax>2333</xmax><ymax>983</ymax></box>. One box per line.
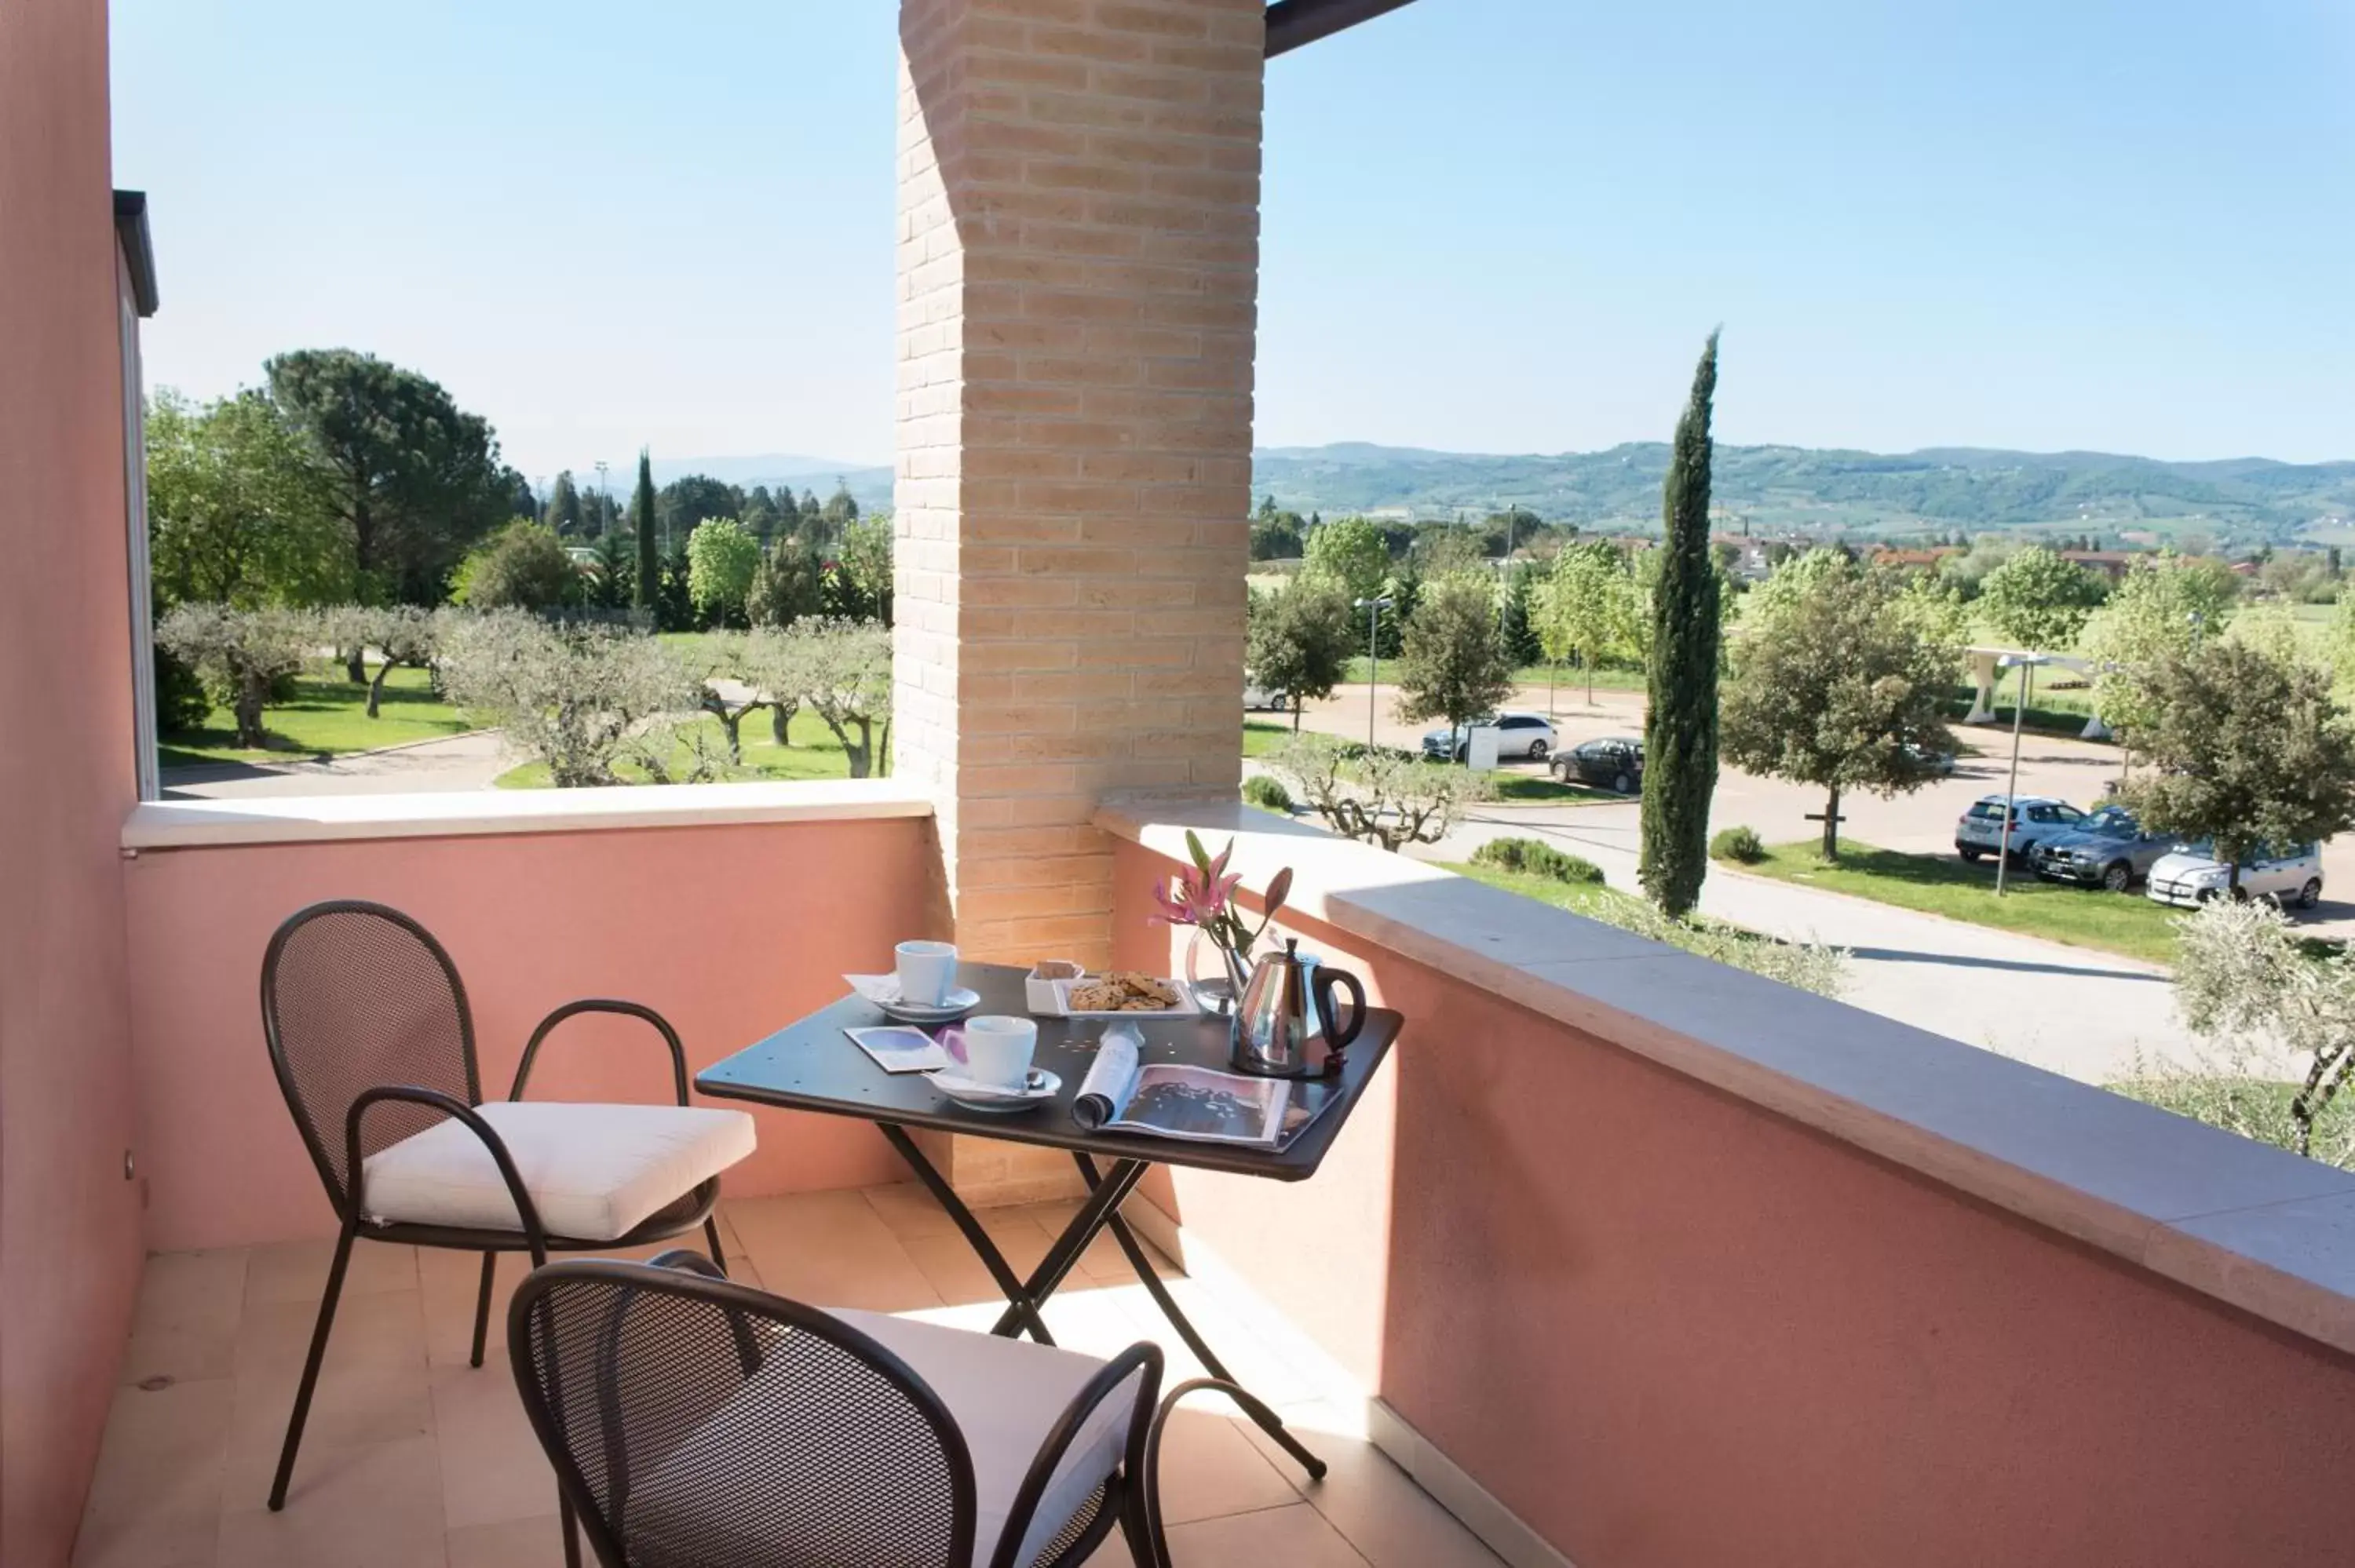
<box><xmin>158</xmin><ymin>664</ymin><xmax>471</xmax><ymax>768</ymax></box>
<box><xmin>1243</xmin><ymin>717</ymin><xmax>1295</xmax><ymax>757</ymax></box>
<box><xmin>1489</xmin><ymin>772</ymin><xmax>1623</xmax><ymax>805</ymax></box>
<box><xmin>1736</xmin><ymin>840</ymin><xmax>2182</xmax><ymax>966</ymax></box>
<box><xmin>1445</xmin><ymin>861</ymin><xmax>1627</xmax><ymax>920</ymax></box>
<box><xmin>495</xmin><ymin>708</ymin><xmax>865</xmax><ymax>788</ymax></box>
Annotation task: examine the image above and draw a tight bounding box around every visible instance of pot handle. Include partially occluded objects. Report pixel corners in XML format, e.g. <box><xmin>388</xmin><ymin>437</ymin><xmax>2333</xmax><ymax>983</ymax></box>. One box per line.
<box><xmin>1311</xmin><ymin>967</ymin><xmax>1367</xmax><ymax>1052</ymax></box>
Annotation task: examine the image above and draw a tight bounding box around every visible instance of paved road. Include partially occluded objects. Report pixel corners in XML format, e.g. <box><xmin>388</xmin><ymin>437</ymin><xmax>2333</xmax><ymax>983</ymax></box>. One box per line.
<box><xmin>160</xmin><ymin>731</ymin><xmax>508</xmax><ymax>798</ymax></box>
<box><xmin>1408</xmin><ymin>800</ymin><xmax>2222</xmax><ymax>1085</ymax></box>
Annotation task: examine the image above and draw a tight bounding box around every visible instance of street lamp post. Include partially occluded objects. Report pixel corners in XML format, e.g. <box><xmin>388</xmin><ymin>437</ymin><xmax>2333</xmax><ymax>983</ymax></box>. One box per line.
<box><xmin>1994</xmin><ymin>652</ymin><xmax>2050</xmax><ymax>896</ymax></box>
<box><xmin>1353</xmin><ymin>596</ymin><xmax>1393</xmax><ymax>752</ymax></box>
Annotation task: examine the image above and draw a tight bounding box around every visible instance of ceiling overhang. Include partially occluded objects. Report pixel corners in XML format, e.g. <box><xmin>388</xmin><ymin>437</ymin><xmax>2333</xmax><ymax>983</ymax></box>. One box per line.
<box><xmin>1264</xmin><ymin>0</ymin><xmax>1420</xmax><ymax>59</ymax></box>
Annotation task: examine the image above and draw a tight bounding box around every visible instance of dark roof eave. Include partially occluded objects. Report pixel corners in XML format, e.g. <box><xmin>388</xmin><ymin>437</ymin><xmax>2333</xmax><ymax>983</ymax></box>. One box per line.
<box><xmin>1265</xmin><ymin>0</ymin><xmax>1420</xmax><ymax>58</ymax></box>
<box><xmin>112</xmin><ymin>189</ymin><xmax>159</xmax><ymax>318</ymax></box>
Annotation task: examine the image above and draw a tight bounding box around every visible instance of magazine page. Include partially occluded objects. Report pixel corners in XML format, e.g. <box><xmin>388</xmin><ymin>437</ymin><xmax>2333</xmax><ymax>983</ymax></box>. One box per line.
<box><xmin>1108</xmin><ymin>1065</ymin><xmax>1290</xmax><ymax>1146</ymax></box>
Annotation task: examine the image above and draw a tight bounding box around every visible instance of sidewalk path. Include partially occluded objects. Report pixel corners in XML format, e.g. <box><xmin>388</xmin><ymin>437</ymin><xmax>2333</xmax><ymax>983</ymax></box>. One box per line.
<box><xmin>1413</xmin><ymin>801</ymin><xmax>2212</xmax><ymax>1086</ymax></box>
<box><xmin>160</xmin><ymin>731</ymin><xmax>507</xmax><ymax>798</ymax></box>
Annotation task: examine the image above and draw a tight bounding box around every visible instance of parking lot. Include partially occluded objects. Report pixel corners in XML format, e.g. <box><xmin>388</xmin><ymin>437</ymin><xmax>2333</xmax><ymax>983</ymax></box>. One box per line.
<box><xmin>1284</xmin><ymin>680</ymin><xmax>2355</xmax><ymax>941</ymax></box>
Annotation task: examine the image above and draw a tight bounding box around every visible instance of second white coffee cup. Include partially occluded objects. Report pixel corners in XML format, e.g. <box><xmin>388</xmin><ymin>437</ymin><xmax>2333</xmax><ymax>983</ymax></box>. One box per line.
<box><xmin>962</xmin><ymin>1015</ymin><xmax>1037</xmax><ymax>1089</ymax></box>
<box><xmin>895</xmin><ymin>939</ymin><xmax>958</xmax><ymax>1007</ymax></box>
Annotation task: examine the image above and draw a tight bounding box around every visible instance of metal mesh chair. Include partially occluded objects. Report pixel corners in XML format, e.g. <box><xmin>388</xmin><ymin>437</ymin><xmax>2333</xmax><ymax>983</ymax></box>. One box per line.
<box><xmin>509</xmin><ymin>1253</ymin><xmax>1167</xmax><ymax>1568</ymax></box>
<box><xmin>260</xmin><ymin>899</ymin><xmax>739</xmax><ymax>1567</ymax></box>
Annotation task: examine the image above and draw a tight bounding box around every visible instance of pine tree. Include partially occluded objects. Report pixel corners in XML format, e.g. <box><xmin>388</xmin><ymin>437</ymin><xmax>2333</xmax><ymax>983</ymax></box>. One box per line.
<box><xmin>548</xmin><ymin>470</ymin><xmax>582</xmax><ymax>534</ymax></box>
<box><xmin>630</xmin><ymin>450</ymin><xmax>659</xmax><ymax>612</ymax></box>
<box><xmin>1639</xmin><ymin>331</ymin><xmax>1722</xmax><ymax>917</ymax></box>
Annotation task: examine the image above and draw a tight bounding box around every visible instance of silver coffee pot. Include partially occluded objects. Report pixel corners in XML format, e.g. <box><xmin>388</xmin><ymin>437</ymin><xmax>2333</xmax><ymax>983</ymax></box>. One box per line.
<box><xmin>1232</xmin><ymin>939</ymin><xmax>1367</xmax><ymax>1079</ymax></box>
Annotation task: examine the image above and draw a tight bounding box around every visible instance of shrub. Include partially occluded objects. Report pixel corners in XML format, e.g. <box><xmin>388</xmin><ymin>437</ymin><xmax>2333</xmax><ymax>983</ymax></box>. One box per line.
<box><xmin>153</xmin><ymin>641</ymin><xmax>212</xmax><ymax>732</ymax></box>
<box><xmin>2110</xmin><ymin>1072</ymin><xmax>2355</xmax><ymax>1169</ymax></box>
<box><xmin>1471</xmin><ymin>836</ymin><xmax>1605</xmax><ymax>884</ymax></box>
<box><xmin>1241</xmin><ymin>775</ymin><xmax>1293</xmax><ymax>814</ymax></box>
<box><xmin>1710</xmin><ymin>825</ymin><xmax>1766</xmax><ymax>864</ymax></box>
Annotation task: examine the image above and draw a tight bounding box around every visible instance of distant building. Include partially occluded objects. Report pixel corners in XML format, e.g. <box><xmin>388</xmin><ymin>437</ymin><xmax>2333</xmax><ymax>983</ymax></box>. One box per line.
<box><xmin>1869</xmin><ymin>546</ymin><xmax>1961</xmax><ymax>571</ymax></box>
<box><xmin>2060</xmin><ymin>549</ymin><xmax>2140</xmax><ymax>584</ymax></box>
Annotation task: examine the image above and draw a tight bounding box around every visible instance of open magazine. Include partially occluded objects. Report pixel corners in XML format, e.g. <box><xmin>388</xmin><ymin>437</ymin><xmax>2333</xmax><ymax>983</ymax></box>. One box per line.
<box><xmin>1072</xmin><ymin>1028</ymin><xmax>1341</xmax><ymax>1150</ymax></box>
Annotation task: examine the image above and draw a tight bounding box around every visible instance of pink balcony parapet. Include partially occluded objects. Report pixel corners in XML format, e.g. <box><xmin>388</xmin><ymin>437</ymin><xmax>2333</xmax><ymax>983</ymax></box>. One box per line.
<box><xmin>1102</xmin><ymin>798</ymin><xmax>2355</xmax><ymax>1568</ymax></box>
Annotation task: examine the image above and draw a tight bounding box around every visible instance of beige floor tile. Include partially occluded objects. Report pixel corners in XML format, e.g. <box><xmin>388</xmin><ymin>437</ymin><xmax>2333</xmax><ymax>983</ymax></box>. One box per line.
<box><xmin>447</xmin><ymin>1514</ymin><xmax>571</xmax><ymax>1568</ymax></box>
<box><xmin>225</xmin><ymin>1290</ymin><xmax>433</xmax><ymax>1503</ymax></box>
<box><xmin>1111</xmin><ymin>1277</ymin><xmax>1320</xmax><ymax>1408</ymax></box>
<box><xmin>1152</xmin><ymin>1406</ymin><xmax>1302</xmax><ymax>1526</ymax></box>
<box><xmin>73</xmin><ymin>1377</ymin><xmax>234</xmax><ymax>1568</ymax></box>
<box><xmin>727</xmin><ymin>1189</ymin><xmax>941</xmax><ymax>1311</ymax></box>
<box><xmin>1240</xmin><ymin>1404</ymin><xmax>1504</xmax><ymax>1568</ymax></box>
<box><xmin>244</xmin><ymin>1235</ymin><xmax>419</xmax><ymax>1307</ymax></box>
<box><xmin>898</xmin><ymin>1211</ymin><xmax>1059</xmax><ymax>1309</ymax></box>
<box><xmin>1165</xmin><ymin>1501</ymin><xmax>1371</xmax><ymax>1566</ymax></box>
<box><xmin>430</xmin><ymin>1350</ymin><xmax>564</xmax><ymax>1531</ymax></box>
<box><xmin>861</xmin><ymin>1180</ymin><xmax>962</xmax><ymax>1240</ymax></box>
<box><xmin>119</xmin><ymin>1249</ymin><xmax>250</xmax><ymax>1389</ymax></box>
<box><xmin>233</xmin><ymin>1282</ymin><xmax>427</xmax><ymax>1377</ymax></box>
<box><xmin>418</xmin><ymin>1249</ymin><xmax>530</xmax><ymax>1370</ymax></box>
<box><xmin>216</xmin><ymin>1434</ymin><xmax>449</xmax><ymax>1568</ymax></box>
<box><xmin>710</xmin><ymin>1202</ymin><xmax>750</xmax><ymax>1258</ymax></box>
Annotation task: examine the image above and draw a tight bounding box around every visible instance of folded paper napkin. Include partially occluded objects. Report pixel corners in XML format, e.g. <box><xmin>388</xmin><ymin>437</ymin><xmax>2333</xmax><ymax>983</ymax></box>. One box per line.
<box><xmin>847</xmin><ymin>973</ymin><xmax>919</xmax><ymax>1005</ymax></box>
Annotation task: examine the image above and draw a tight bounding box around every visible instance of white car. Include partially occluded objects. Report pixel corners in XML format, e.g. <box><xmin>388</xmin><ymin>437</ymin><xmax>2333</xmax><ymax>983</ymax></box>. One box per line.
<box><xmin>1242</xmin><ymin>681</ymin><xmax>1289</xmax><ymax>712</ymax></box>
<box><xmin>1419</xmin><ymin>712</ymin><xmax>1557</xmax><ymax>763</ymax></box>
<box><xmin>1955</xmin><ymin>794</ymin><xmax>2086</xmax><ymax>864</ymax></box>
<box><xmin>2145</xmin><ymin>842</ymin><xmax>2324</xmax><ymax>910</ymax></box>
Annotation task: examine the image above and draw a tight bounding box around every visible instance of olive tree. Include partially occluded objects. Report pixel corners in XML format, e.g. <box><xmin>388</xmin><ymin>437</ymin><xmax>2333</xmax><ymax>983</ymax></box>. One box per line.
<box><xmin>155</xmin><ymin>603</ymin><xmax>319</xmax><ymax>748</ymax></box>
<box><xmin>1268</xmin><ymin>734</ymin><xmax>1490</xmax><ymax>853</ymax></box>
<box><xmin>780</xmin><ymin>618</ymin><xmax>893</xmax><ymax>778</ymax></box>
<box><xmin>1394</xmin><ymin>571</ymin><xmax>1516</xmax><ymax>741</ymax></box>
<box><xmin>1719</xmin><ymin>552</ymin><xmax>1961</xmax><ymax>860</ymax></box>
<box><xmin>438</xmin><ymin>611</ymin><xmax>706</xmax><ymax>787</ymax></box>
<box><xmin>323</xmin><ymin>604</ymin><xmax>440</xmax><ymax>718</ymax></box>
<box><xmin>2156</xmin><ymin>897</ymin><xmax>2355</xmax><ymax>1164</ymax></box>
<box><xmin>2116</xmin><ymin>640</ymin><xmax>2355</xmax><ymax>892</ymax></box>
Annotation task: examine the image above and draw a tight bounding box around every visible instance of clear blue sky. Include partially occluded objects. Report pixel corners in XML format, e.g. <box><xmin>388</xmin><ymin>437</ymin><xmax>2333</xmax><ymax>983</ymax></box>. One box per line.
<box><xmin>111</xmin><ymin>0</ymin><xmax>2353</xmax><ymax>483</ymax></box>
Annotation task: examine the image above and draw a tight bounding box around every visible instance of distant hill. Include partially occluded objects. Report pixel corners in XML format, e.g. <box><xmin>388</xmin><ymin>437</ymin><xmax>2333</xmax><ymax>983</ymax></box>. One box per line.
<box><xmin>556</xmin><ymin>453</ymin><xmax>894</xmax><ymax>510</ymax></box>
<box><xmin>1251</xmin><ymin>443</ymin><xmax>2355</xmax><ymax>546</ymax></box>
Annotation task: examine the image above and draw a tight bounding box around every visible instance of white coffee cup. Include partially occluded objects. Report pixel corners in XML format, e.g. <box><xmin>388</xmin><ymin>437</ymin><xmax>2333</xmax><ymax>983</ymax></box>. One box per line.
<box><xmin>961</xmin><ymin>1015</ymin><xmax>1037</xmax><ymax>1090</ymax></box>
<box><xmin>895</xmin><ymin>940</ymin><xmax>958</xmax><ymax>1008</ymax></box>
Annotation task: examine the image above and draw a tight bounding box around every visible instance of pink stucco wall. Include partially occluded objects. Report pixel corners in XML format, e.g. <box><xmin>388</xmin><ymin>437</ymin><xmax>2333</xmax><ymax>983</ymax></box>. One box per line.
<box><xmin>124</xmin><ymin>819</ymin><xmax>943</xmax><ymax>1251</ymax></box>
<box><xmin>0</xmin><ymin>0</ymin><xmax>146</xmax><ymax>1560</ymax></box>
<box><xmin>1114</xmin><ymin>841</ymin><xmax>2355</xmax><ymax>1567</ymax></box>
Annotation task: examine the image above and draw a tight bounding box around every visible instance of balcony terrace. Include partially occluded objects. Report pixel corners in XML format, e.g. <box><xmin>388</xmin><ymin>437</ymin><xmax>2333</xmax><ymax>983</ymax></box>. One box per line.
<box><xmin>10</xmin><ymin>2</ymin><xmax>2355</xmax><ymax>1567</ymax></box>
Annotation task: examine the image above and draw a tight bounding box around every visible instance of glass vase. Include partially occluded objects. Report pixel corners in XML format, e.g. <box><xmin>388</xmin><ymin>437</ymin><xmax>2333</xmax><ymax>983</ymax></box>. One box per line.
<box><xmin>1184</xmin><ymin>929</ymin><xmax>1254</xmax><ymax>1016</ymax></box>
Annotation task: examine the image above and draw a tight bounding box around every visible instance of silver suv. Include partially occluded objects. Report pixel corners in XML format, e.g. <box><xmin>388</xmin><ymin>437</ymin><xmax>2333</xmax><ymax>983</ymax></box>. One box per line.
<box><xmin>2146</xmin><ymin>842</ymin><xmax>2324</xmax><ymax>910</ymax></box>
<box><xmin>1955</xmin><ymin>795</ymin><xmax>2085</xmax><ymax>865</ymax></box>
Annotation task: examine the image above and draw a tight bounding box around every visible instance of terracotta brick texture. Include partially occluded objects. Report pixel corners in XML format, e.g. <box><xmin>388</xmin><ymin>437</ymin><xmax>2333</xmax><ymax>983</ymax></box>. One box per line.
<box><xmin>895</xmin><ymin>0</ymin><xmax>1264</xmax><ymax>972</ymax></box>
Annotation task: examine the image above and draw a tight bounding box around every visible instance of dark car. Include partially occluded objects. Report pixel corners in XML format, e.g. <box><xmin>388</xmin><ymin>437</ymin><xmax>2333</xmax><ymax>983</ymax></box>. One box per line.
<box><xmin>1552</xmin><ymin>736</ymin><xmax>1645</xmax><ymax>793</ymax></box>
<box><xmin>2030</xmin><ymin>806</ymin><xmax>2174</xmax><ymax>892</ymax></box>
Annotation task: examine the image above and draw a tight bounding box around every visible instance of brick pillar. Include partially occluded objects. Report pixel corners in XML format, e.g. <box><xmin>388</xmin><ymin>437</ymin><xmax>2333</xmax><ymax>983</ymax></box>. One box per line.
<box><xmin>896</xmin><ymin>0</ymin><xmax>1263</xmax><ymax>984</ymax></box>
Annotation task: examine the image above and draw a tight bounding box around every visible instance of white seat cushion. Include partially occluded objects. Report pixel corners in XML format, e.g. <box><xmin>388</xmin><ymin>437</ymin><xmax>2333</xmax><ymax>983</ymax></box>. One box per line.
<box><xmin>633</xmin><ymin>1307</ymin><xmax>1141</xmax><ymax>1566</ymax></box>
<box><xmin>359</xmin><ymin>1100</ymin><xmax>755</xmax><ymax>1242</ymax></box>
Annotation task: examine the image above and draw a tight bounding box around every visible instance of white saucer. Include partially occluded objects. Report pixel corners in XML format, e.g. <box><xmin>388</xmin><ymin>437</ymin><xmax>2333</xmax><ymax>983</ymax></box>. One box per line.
<box><xmin>879</xmin><ymin>986</ymin><xmax>980</xmax><ymax>1023</ymax></box>
<box><xmin>929</xmin><ymin>1067</ymin><xmax>1060</xmax><ymax>1113</ymax></box>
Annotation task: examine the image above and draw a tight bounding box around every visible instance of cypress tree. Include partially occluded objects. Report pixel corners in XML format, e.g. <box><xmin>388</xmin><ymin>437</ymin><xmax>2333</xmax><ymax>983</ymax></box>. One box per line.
<box><xmin>630</xmin><ymin>450</ymin><xmax>659</xmax><ymax>612</ymax></box>
<box><xmin>1639</xmin><ymin>331</ymin><xmax>1722</xmax><ymax>917</ymax></box>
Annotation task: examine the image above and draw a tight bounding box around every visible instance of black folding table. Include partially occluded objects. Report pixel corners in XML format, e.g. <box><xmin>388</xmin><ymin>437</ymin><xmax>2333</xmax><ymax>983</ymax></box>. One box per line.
<box><xmin>694</xmin><ymin>961</ymin><xmax>1400</xmax><ymax>1479</ymax></box>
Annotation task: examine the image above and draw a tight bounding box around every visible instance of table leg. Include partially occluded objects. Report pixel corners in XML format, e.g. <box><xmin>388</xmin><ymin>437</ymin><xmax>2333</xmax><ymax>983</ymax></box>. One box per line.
<box><xmin>875</xmin><ymin>1124</ymin><xmax>1056</xmax><ymax>1344</ymax></box>
<box><xmin>985</xmin><ymin>1160</ymin><xmax>1148</xmax><ymax>1339</ymax></box>
<box><xmin>1072</xmin><ymin>1154</ymin><xmax>1327</xmax><ymax>1482</ymax></box>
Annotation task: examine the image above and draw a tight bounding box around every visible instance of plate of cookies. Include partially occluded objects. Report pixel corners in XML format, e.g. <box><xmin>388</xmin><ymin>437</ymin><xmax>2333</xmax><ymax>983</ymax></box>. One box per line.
<box><xmin>1047</xmin><ymin>971</ymin><xmax>1200</xmax><ymax>1019</ymax></box>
